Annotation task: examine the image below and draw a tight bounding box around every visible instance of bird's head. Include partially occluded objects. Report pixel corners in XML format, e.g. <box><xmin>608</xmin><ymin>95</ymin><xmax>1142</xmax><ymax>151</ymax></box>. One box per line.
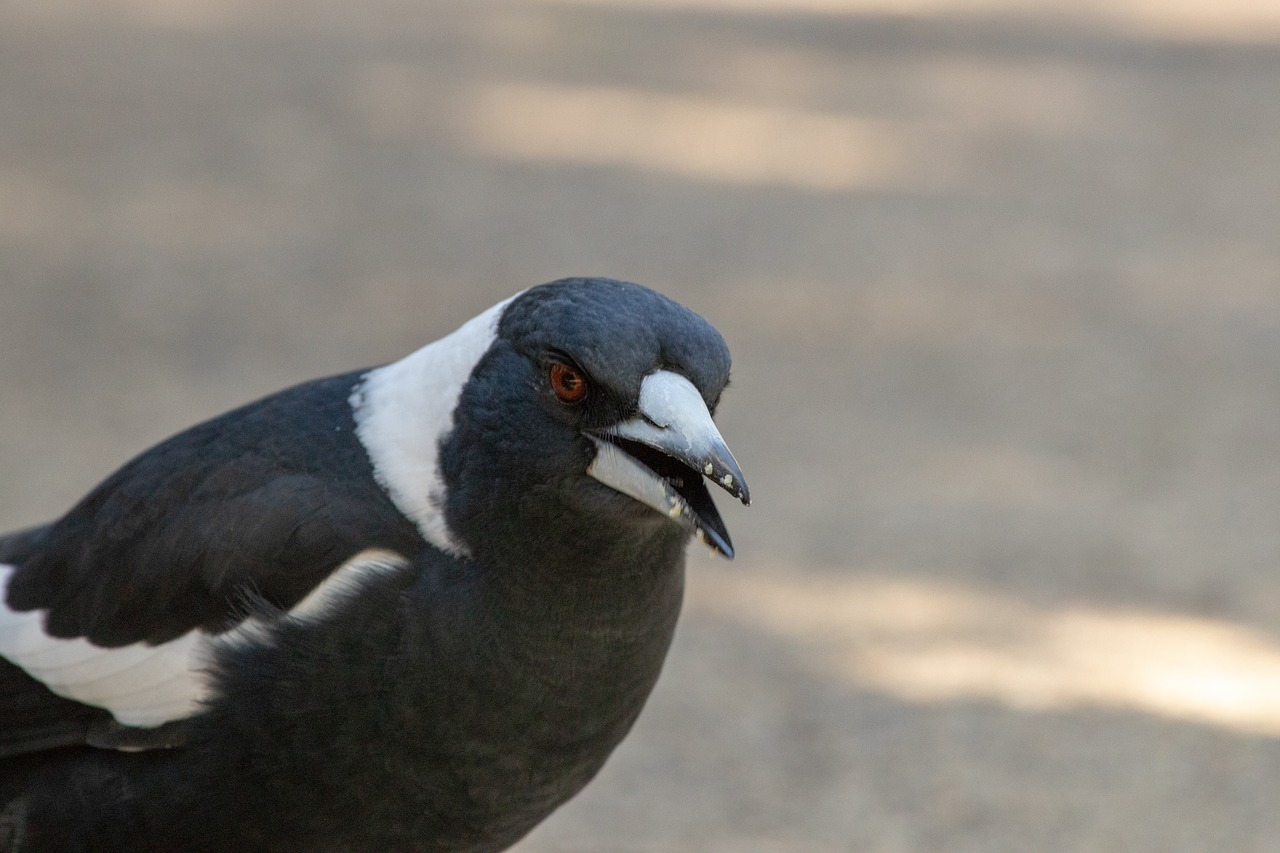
<box><xmin>353</xmin><ymin>278</ymin><xmax>749</xmax><ymax>566</ymax></box>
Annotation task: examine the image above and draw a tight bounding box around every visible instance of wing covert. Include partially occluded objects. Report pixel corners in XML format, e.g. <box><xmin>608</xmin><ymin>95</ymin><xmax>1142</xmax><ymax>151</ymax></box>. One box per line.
<box><xmin>3</xmin><ymin>371</ymin><xmax>423</xmax><ymax>648</ymax></box>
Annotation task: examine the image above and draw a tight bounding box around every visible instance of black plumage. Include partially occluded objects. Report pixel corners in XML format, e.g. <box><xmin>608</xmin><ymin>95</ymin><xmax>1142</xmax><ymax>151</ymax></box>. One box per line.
<box><xmin>0</xmin><ymin>278</ymin><xmax>748</xmax><ymax>852</ymax></box>
<box><xmin>8</xmin><ymin>372</ymin><xmax>421</xmax><ymax>646</ymax></box>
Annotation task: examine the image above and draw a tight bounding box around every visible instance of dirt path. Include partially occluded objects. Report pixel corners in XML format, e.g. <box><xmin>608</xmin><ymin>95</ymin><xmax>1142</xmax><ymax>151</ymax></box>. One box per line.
<box><xmin>2</xmin><ymin>2</ymin><xmax>1279</xmax><ymax>849</ymax></box>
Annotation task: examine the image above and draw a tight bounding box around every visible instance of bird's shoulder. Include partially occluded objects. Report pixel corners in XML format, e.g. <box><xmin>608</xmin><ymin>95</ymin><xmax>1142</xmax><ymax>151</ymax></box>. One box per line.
<box><xmin>3</xmin><ymin>369</ymin><xmax>424</xmax><ymax>647</ymax></box>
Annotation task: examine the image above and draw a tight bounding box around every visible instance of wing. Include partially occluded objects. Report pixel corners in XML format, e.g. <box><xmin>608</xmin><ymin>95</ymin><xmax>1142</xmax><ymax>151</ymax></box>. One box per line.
<box><xmin>0</xmin><ymin>527</ymin><xmax>112</xmax><ymax>758</ymax></box>
<box><xmin>5</xmin><ymin>371</ymin><xmax>423</xmax><ymax>645</ymax></box>
<box><xmin>0</xmin><ymin>371</ymin><xmax>424</xmax><ymax>748</ymax></box>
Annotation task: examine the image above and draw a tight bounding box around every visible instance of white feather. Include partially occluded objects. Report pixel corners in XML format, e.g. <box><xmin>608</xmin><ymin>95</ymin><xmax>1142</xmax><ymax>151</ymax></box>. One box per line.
<box><xmin>0</xmin><ymin>564</ymin><xmax>209</xmax><ymax>728</ymax></box>
<box><xmin>351</xmin><ymin>294</ymin><xmax>517</xmax><ymax>558</ymax></box>
<box><xmin>216</xmin><ymin>548</ymin><xmax>409</xmax><ymax>650</ymax></box>
<box><xmin>0</xmin><ymin>549</ymin><xmax>409</xmax><ymax>732</ymax></box>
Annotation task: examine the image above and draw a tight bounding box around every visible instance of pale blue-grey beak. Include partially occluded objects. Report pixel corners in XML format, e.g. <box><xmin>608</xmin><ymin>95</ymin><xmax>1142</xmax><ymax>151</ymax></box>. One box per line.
<box><xmin>587</xmin><ymin>370</ymin><xmax>749</xmax><ymax>558</ymax></box>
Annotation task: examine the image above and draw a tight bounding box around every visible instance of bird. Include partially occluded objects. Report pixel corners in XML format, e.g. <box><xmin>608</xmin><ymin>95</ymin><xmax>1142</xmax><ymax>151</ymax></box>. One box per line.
<box><xmin>0</xmin><ymin>277</ymin><xmax>749</xmax><ymax>853</ymax></box>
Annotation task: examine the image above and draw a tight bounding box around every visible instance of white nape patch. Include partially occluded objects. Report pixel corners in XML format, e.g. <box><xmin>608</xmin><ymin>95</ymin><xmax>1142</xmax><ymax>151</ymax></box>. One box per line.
<box><xmin>215</xmin><ymin>548</ymin><xmax>409</xmax><ymax>651</ymax></box>
<box><xmin>0</xmin><ymin>563</ymin><xmax>207</xmax><ymax>728</ymax></box>
<box><xmin>351</xmin><ymin>294</ymin><xmax>518</xmax><ymax>558</ymax></box>
<box><xmin>0</xmin><ymin>550</ymin><xmax>409</xmax><ymax>733</ymax></box>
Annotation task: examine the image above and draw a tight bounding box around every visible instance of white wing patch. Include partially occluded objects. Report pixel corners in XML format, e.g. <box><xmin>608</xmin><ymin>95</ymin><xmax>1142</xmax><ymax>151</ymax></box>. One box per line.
<box><xmin>0</xmin><ymin>549</ymin><xmax>409</xmax><ymax>733</ymax></box>
<box><xmin>351</xmin><ymin>293</ymin><xmax>518</xmax><ymax>559</ymax></box>
<box><xmin>0</xmin><ymin>563</ymin><xmax>207</xmax><ymax>728</ymax></box>
<box><xmin>215</xmin><ymin>548</ymin><xmax>409</xmax><ymax>651</ymax></box>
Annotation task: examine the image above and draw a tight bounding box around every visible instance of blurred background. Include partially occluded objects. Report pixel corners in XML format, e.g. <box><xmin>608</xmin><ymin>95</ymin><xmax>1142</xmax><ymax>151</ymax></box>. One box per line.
<box><xmin>3</xmin><ymin>0</ymin><xmax>1280</xmax><ymax>849</ymax></box>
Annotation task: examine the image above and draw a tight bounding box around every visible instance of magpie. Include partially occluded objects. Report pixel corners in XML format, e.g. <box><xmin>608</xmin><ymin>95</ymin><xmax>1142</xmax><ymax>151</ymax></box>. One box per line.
<box><xmin>0</xmin><ymin>277</ymin><xmax>749</xmax><ymax>853</ymax></box>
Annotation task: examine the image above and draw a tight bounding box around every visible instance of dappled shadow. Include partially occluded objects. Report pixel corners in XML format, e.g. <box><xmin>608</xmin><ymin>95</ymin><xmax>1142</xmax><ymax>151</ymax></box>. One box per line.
<box><xmin>693</xmin><ymin>557</ymin><xmax>1280</xmax><ymax>737</ymax></box>
<box><xmin>3</xmin><ymin>1</ymin><xmax>1280</xmax><ymax>849</ymax></box>
<box><xmin>523</xmin><ymin>557</ymin><xmax>1280</xmax><ymax>851</ymax></box>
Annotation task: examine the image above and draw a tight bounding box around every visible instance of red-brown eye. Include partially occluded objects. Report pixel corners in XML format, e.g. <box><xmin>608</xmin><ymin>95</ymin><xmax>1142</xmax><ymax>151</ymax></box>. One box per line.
<box><xmin>549</xmin><ymin>362</ymin><xmax>589</xmax><ymax>403</ymax></box>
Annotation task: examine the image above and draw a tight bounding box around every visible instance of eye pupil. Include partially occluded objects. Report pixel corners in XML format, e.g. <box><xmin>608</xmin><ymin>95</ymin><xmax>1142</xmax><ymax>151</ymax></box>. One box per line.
<box><xmin>550</xmin><ymin>362</ymin><xmax>588</xmax><ymax>403</ymax></box>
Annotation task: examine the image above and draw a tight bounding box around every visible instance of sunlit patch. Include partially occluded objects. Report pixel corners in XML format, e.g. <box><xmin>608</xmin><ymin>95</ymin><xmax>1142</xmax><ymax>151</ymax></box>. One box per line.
<box><xmin>531</xmin><ymin>0</ymin><xmax>1280</xmax><ymax>43</ymax></box>
<box><xmin>688</xmin><ymin>560</ymin><xmax>1280</xmax><ymax>736</ymax></box>
<box><xmin>458</xmin><ymin>83</ymin><xmax>937</xmax><ymax>193</ymax></box>
<box><xmin>15</xmin><ymin>0</ymin><xmax>1280</xmax><ymax>42</ymax></box>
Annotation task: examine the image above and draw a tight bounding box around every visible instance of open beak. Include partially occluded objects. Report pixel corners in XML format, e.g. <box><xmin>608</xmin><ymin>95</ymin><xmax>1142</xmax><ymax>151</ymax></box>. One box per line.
<box><xmin>587</xmin><ymin>370</ymin><xmax>750</xmax><ymax>558</ymax></box>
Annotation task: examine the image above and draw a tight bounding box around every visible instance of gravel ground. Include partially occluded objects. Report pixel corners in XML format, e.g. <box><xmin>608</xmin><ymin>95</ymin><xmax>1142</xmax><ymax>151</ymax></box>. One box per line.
<box><xmin>3</xmin><ymin>1</ymin><xmax>1280</xmax><ymax>850</ymax></box>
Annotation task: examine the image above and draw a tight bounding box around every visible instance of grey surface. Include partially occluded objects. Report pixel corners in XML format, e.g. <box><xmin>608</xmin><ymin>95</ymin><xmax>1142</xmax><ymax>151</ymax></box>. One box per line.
<box><xmin>3</xmin><ymin>1</ymin><xmax>1280</xmax><ymax>850</ymax></box>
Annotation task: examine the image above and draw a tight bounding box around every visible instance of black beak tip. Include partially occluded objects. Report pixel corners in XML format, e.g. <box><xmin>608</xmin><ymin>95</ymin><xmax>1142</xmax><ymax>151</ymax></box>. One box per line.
<box><xmin>711</xmin><ymin>468</ymin><xmax>750</xmax><ymax>507</ymax></box>
<box><xmin>696</xmin><ymin>524</ymin><xmax>735</xmax><ymax>560</ymax></box>
<box><xmin>706</xmin><ymin>532</ymin><xmax>737</xmax><ymax>558</ymax></box>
